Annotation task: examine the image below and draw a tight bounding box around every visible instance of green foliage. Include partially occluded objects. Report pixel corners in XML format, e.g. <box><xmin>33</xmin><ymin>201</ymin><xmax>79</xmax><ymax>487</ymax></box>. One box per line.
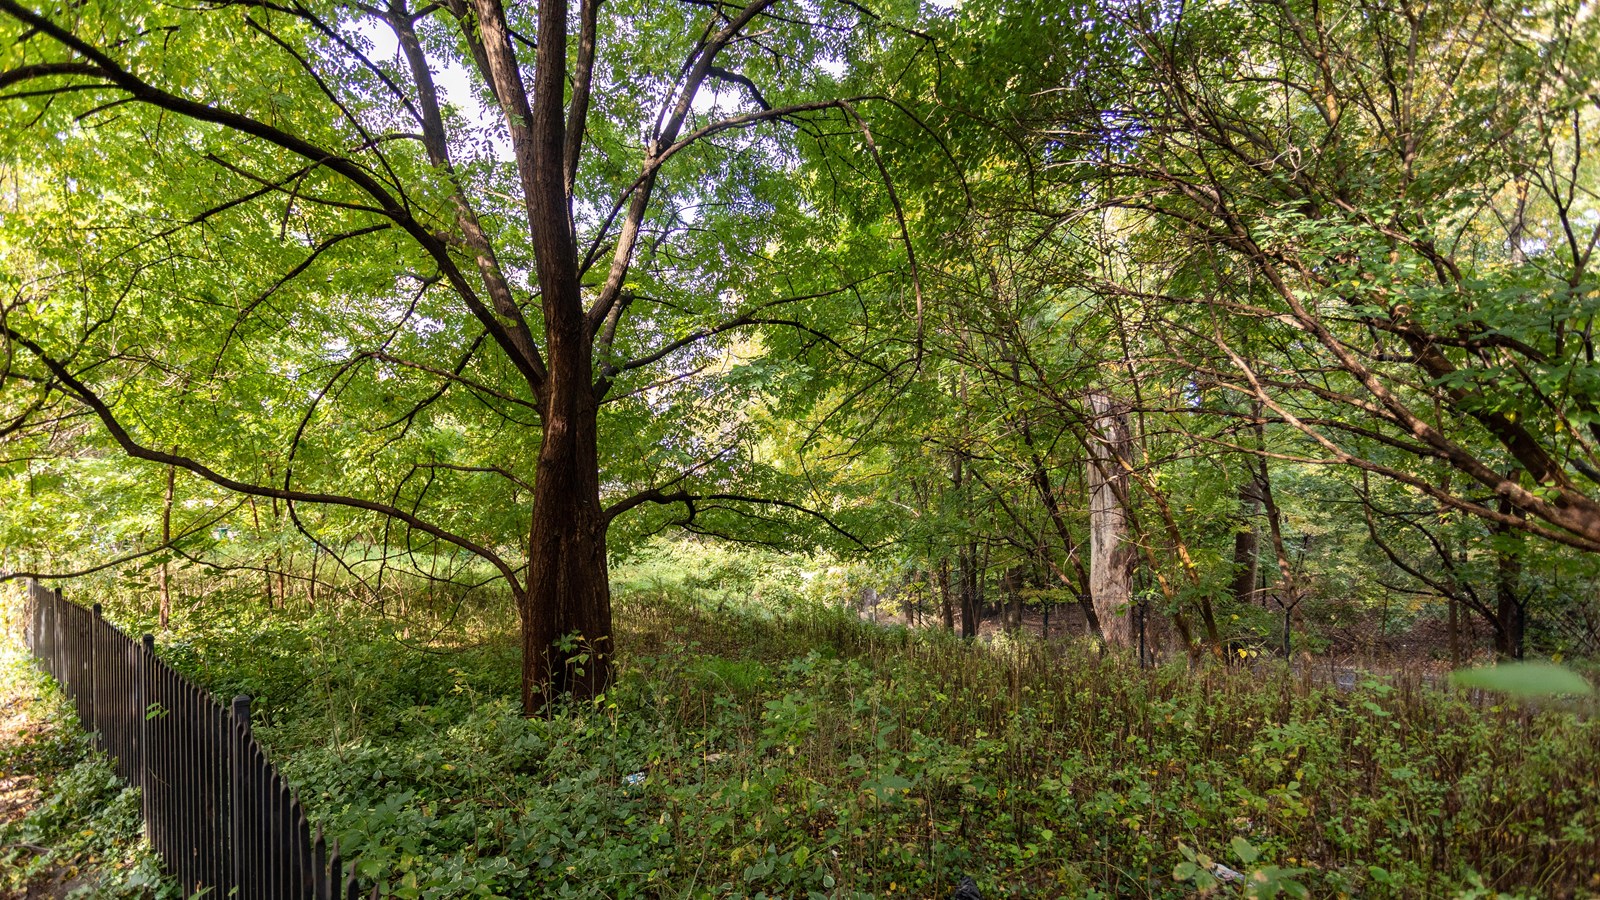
<box><xmin>86</xmin><ymin>572</ymin><xmax>1600</xmax><ymax>899</ymax></box>
<box><xmin>1450</xmin><ymin>662</ymin><xmax>1597</xmax><ymax>699</ymax></box>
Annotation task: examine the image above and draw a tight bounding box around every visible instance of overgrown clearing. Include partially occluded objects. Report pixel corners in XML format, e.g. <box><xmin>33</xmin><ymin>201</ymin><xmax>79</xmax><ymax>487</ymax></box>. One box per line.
<box><xmin>48</xmin><ymin>568</ymin><xmax>1598</xmax><ymax>900</ymax></box>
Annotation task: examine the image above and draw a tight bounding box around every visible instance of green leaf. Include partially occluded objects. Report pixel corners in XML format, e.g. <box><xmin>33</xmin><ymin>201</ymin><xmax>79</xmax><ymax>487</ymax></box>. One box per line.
<box><xmin>1230</xmin><ymin>835</ymin><xmax>1259</xmax><ymax>865</ymax></box>
<box><xmin>1450</xmin><ymin>662</ymin><xmax>1595</xmax><ymax>698</ymax></box>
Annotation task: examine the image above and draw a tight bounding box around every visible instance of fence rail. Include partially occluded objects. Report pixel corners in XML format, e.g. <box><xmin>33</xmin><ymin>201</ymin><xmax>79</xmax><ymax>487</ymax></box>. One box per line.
<box><xmin>22</xmin><ymin>580</ymin><xmax>367</xmax><ymax>899</ymax></box>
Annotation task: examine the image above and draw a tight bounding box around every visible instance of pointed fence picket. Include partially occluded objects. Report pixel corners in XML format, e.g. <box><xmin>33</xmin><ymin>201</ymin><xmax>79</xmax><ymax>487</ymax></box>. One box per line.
<box><xmin>21</xmin><ymin>579</ymin><xmax>369</xmax><ymax>899</ymax></box>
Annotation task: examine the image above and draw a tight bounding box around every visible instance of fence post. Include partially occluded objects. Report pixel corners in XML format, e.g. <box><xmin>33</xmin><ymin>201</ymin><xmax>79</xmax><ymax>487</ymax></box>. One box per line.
<box><xmin>53</xmin><ymin>588</ymin><xmax>64</xmax><ymax>686</ymax></box>
<box><xmin>90</xmin><ymin>603</ymin><xmax>102</xmax><ymax>739</ymax></box>
<box><xmin>231</xmin><ymin>694</ymin><xmax>252</xmax><ymax>899</ymax></box>
<box><xmin>140</xmin><ymin>634</ymin><xmax>155</xmax><ymax>840</ymax></box>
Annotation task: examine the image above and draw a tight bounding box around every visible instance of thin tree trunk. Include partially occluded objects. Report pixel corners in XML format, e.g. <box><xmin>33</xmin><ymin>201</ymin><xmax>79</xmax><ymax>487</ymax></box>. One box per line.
<box><xmin>938</xmin><ymin>558</ymin><xmax>954</xmax><ymax>631</ymax></box>
<box><xmin>1448</xmin><ymin>593</ymin><xmax>1460</xmax><ymax>666</ymax></box>
<box><xmin>1255</xmin><ymin>459</ymin><xmax>1301</xmax><ymax>652</ymax></box>
<box><xmin>268</xmin><ymin>480</ymin><xmax>286</xmax><ymax>607</ymax></box>
<box><xmin>1020</xmin><ymin>405</ymin><xmax>1098</xmax><ymax>637</ymax></box>
<box><xmin>912</xmin><ymin>572</ymin><xmax>924</xmax><ymax>627</ymax></box>
<box><xmin>1121</xmin><ymin>502</ymin><xmax>1200</xmax><ymax>660</ymax></box>
<box><xmin>978</xmin><ymin>543</ymin><xmax>990</xmax><ymax>619</ymax></box>
<box><xmin>248</xmin><ymin>497</ymin><xmax>272</xmax><ymax>608</ymax></box>
<box><xmin>1011</xmin><ymin>580</ymin><xmax>1023</xmax><ymax>633</ymax></box>
<box><xmin>1136</xmin><ymin>466</ymin><xmax>1222</xmax><ymax>651</ymax></box>
<box><xmin>1001</xmin><ymin>565</ymin><xmax>1024</xmax><ymax>633</ymax></box>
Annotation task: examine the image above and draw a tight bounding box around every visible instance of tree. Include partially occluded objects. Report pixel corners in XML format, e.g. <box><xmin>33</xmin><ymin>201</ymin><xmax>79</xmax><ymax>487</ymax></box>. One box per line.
<box><xmin>901</xmin><ymin>0</ymin><xmax>1600</xmax><ymax>655</ymax></box>
<box><xmin>1080</xmin><ymin>0</ymin><xmax>1600</xmax><ymax>554</ymax></box>
<box><xmin>0</xmin><ymin>0</ymin><xmax>900</xmax><ymax>711</ymax></box>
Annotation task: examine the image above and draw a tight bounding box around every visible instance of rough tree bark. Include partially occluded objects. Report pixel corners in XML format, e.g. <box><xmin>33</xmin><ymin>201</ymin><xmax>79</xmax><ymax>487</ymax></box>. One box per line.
<box><xmin>523</xmin><ymin>362</ymin><xmax>612</xmax><ymax>709</ymax></box>
<box><xmin>1087</xmin><ymin>391</ymin><xmax>1136</xmax><ymax>647</ymax></box>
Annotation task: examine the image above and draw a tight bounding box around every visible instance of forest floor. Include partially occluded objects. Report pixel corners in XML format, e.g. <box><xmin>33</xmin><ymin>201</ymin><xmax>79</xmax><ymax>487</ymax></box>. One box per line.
<box><xmin>72</xmin><ymin>584</ymin><xmax>1600</xmax><ymax>900</ymax></box>
<box><xmin>5</xmin><ymin>575</ymin><xmax>1600</xmax><ymax>899</ymax></box>
<box><xmin>0</xmin><ymin>640</ymin><xmax>171</xmax><ymax>898</ymax></box>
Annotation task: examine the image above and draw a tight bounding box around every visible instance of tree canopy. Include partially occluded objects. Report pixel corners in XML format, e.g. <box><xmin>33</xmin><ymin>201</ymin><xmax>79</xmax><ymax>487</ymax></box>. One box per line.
<box><xmin>4</xmin><ymin>0</ymin><xmax>1599</xmax><ymax>705</ymax></box>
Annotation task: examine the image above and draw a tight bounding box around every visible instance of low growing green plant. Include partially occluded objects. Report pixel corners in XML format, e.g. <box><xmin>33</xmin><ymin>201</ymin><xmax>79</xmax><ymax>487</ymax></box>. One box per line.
<box><xmin>66</xmin><ymin>577</ymin><xmax>1600</xmax><ymax>898</ymax></box>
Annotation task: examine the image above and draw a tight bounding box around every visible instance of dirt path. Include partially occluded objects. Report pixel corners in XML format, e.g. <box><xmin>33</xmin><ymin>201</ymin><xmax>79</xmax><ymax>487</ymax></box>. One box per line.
<box><xmin>0</xmin><ymin>642</ymin><xmax>152</xmax><ymax>898</ymax></box>
<box><xmin>0</xmin><ymin>687</ymin><xmax>45</xmax><ymax>829</ymax></box>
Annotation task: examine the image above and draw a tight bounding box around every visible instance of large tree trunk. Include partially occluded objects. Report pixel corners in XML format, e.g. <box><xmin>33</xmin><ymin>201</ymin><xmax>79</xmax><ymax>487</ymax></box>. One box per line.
<box><xmin>523</xmin><ymin>340</ymin><xmax>613</xmax><ymax>713</ymax></box>
<box><xmin>1087</xmin><ymin>392</ymin><xmax>1135</xmax><ymax>647</ymax></box>
<box><xmin>521</xmin><ymin>389</ymin><xmax>608</xmax><ymax>711</ymax></box>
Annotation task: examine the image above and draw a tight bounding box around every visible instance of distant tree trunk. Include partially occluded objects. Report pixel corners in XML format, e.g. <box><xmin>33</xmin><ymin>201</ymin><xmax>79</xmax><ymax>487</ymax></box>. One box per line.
<box><xmin>1033</xmin><ymin>538</ymin><xmax>1057</xmax><ymax>639</ymax></box>
<box><xmin>958</xmin><ymin>542</ymin><xmax>980</xmax><ymax>638</ymax></box>
<box><xmin>1229</xmin><ymin>476</ymin><xmax>1260</xmax><ymax>606</ymax></box>
<box><xmin>1494</xmin><ymin>494</ymin><xmax>1526</xmax><ymax>659</ymax></box>
<box><xmin>1256</xmin><ymin>458</ymin><xmax>1302</xmax><ymax>652</ymax></box>
<box><xmin>938</xmin><ymin>558</ymin><xmax>955</xmax><ymax>631</ymax></box>
<box><xmin>1001</xmin><ymin>565</ymin><xmax>1025</xmax><ymax>632</ymax></box>
<box><xmin>979</xmin><ymin>543</ymin><xmax>991</xmax><ymax>618</ymax></box>
<box><xmin>922</xmin><ymin>573</ymin><xmax>931</xmax><ymax>626</ymax></box>
<box><xmin>1087</xmin><ymin>392</ymin><xmax>1135</xmax><ymax>647</ymax></box>
<box><xmin>248</xmin><ymin>497</ymin><xmax>272</xmax><ymax>608</ymax></box>
<box><xmin>1022</xmin><ymin>426</ymin><xmax>1100</xmax><ymax>639</ymax></box>
<box><xmin>1448</xmin><ymin>592</ymin><xmax>1461</xmax><ymax>666</ymax></box>
<box><xmin>266</xmin><ymin>476</ymin><xmax>287</xmax><ymax>606</ymax></box>
<box><xmin>948</xmin><ymin>430</ymin><xmax>981</xmax><ymax>637</ymax></box>
<box><xmin>159</xmin><ymin>458</ymin><xmax>175</xmax><ymax>628</ymax></box>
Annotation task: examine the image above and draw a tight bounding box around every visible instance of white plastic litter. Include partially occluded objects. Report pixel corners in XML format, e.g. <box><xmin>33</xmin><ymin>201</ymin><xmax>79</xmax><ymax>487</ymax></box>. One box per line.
<box><xmin>1211</xmin><ymin>862</ymin><xmax>1244</xmax><ymax>883</ymax></box>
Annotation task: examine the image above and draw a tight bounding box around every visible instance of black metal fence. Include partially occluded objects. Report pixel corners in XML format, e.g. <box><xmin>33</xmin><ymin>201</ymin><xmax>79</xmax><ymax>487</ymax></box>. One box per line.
<box><xmin>21</xmin><ymin>580</ymin><xmax>368</xmax><ymax>899</ymax></box>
